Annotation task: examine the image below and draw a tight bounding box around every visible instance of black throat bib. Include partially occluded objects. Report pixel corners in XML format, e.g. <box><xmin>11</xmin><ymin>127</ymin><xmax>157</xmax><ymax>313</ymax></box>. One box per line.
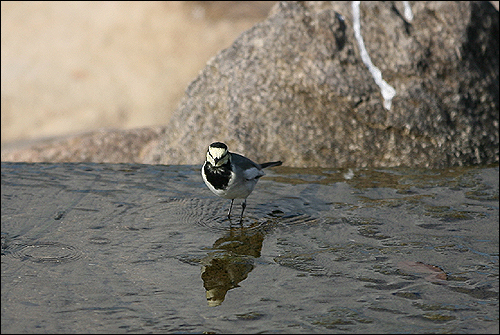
<box><xmin>204</xmin><ymin>161</ymin><xmax>232</xmax><ymax>190</ymax></box>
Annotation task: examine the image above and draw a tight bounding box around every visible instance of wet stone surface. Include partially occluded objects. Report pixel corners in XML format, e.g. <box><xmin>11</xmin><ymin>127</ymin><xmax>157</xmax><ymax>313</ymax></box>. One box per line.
<box><xmin>1</xmin><ymin>162</ymin><xmax>498</xmax><ymax>333</ymax></box>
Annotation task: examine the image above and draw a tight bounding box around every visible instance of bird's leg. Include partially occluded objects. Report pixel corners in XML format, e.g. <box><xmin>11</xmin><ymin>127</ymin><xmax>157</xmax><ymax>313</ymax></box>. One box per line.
<box><xmin>239</xmin><ymin>199</ymin><xmax>246</xmax><ymax>224</ymax></box>
<box><xmin>227</xmin><ymin>199</ymin><xmax>234</xmax><ymax>219</ymax></box>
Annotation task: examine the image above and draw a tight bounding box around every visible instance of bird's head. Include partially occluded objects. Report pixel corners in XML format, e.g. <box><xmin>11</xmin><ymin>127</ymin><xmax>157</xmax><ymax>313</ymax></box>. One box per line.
<box><xmin>206</xmin><ymin>142</ymin><xmax>230</xmax><ymax>167</ymax></box>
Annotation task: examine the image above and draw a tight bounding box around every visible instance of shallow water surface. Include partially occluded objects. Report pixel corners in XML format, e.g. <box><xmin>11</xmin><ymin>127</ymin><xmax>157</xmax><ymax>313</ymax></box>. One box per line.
<box><xmin>1</xmin><ymin>162</ymin><xmax>498</xmax><ymax>333</ymax></box>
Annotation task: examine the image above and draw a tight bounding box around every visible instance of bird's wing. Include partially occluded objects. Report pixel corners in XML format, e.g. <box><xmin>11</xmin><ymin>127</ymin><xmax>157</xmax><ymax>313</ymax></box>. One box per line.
<box><xmin>231</xmin><ymin>153</ymin><xmax>265</xmax><ymax>180</ymax></box>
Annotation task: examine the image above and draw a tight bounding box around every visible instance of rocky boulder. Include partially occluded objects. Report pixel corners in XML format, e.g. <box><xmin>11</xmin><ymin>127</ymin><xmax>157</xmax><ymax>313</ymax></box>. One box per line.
<box><xmin>145</xmin><ymin>1</ymin><xmax>498</xmax><ymax>168</ymax></box>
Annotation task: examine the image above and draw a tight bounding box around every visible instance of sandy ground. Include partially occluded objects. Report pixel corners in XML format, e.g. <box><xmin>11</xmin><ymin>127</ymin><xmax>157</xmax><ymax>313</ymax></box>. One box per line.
<box><xmin>1</xmin><ymin>1</ymin><xmax>275</xmax><ymax>148</ymax></box>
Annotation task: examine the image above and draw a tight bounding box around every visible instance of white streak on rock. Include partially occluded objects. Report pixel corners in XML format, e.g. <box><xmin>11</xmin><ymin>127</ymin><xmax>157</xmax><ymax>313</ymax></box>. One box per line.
<box><xmin>403</xmin><ymin>1</ymin><xmax>413</xmax><ymax>22</ymax></box>
<box><xmin>352</xmin><ymin>1</ymin><xmax>396</xmax><ymax>110</ymax></box>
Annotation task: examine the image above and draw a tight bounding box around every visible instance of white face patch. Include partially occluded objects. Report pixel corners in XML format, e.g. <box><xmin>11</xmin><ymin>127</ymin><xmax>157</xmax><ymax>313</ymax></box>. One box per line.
<box><xmin>207</xmin><ymin>146</ymin><xmax>229</xmax><ymax>167</ymax></box>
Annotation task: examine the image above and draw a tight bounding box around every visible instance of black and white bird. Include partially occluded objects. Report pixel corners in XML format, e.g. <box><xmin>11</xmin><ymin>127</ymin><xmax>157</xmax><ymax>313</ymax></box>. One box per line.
<box><xmin>201</xmin><ymin>142</ymin><xmax>282</xmax><ymax>222</ymax></box>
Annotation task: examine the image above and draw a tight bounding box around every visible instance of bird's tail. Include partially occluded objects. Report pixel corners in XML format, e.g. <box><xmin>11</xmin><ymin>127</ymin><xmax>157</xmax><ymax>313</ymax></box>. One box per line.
<box><xmin>260</xmin><ymin>161</ymin><xmax>283</xmax><ymax>169</ymax></box>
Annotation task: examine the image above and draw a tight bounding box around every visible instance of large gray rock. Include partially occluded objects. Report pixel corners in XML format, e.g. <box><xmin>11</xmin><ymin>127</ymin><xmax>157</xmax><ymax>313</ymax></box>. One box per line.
<box><xmin>2</xmin><ymin>1</ymin><xmax>498</xmax><ymax>168</ymax></box>
<box><xmin>145</xmin><ymin>1</ymin><xmax>498</xmax><ymax>168</ymax></box>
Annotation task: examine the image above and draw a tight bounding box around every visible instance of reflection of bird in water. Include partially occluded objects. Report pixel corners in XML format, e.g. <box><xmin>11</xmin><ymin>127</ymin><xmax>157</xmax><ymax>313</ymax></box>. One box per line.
<box><xmin>202</xmin><ymin>256</ymin><xmax>254</xmax><ymax>307</ymax></box>
<box><xmin>201</xmin><ymin>227</ymin><xmax>265</xmax><ymax>307</ymax></box>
